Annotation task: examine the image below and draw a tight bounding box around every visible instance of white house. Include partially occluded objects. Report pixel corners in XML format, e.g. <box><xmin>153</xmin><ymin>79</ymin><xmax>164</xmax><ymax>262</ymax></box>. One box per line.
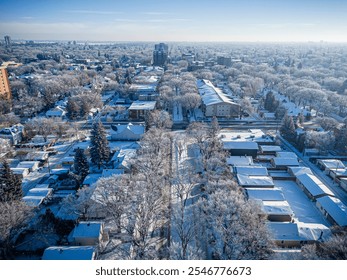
<box><xmin>110</xmin><ymin>123</ymin><xmax>145</xmax><ymax>141</ymax></box>
<box><xmin>0</xmin><ymin>124</ymin><xmax>24</xmax><ymax>145</ymax></box>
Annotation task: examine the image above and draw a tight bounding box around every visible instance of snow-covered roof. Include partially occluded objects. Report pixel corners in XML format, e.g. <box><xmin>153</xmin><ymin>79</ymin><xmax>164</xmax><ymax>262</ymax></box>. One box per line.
<box><xmin>110</xmin><ymin>123</ymin><xmax>145</xmax><ymax>140</ymax></box>
<box><xmin>237</xmin><ymin>174</ymin><xmax>274</xmax><ymax>187</ymax></box>
<box><xmin>83</xmin><ymin>174</ymin><xmax>102</xmax><ymax>186</ymax></box>
<box><xmin>296</xmin><ymin>173</ymin><xmax>334</xmax><ymax>198</ymax></box>
<box><xmin>198</xmin><ymin>79</ymin><xmax>238</xmax><ymax>106</ymax></box>
<box><xmin>261</xmin><ymin>200</ymin><xmax>294</xmax><ymax>216</ymax></box>
<box><xmin>329</xmin><ymin>168</ymin><xmax>347</xmax><ymax>177</ymax></box>
<box><xmin>226</xmin><ymin>156</ymin><xmax>253</xmax><ymax>166</ymax></box>
<box><xmin>111</xmin><ymin>148</ymin><xmax>137</xmax><ymax>161</ymax></box>
<box><xmin>42</xmin><ymin>246</ymin><xmax>95</xmax><ymax>260</ymax></box>
<box><xmin>276</xmin><ymin>151</ymin><xmax>297</xmax><ymax>159</ymax></box>
<box><xmin>318</xmin><ymin>159</ymin><xmax>346</xmax><ymax>170</ymax></box>
<box><xmin>235</xmin><ymin>166</ymin><xmax>268</xmax><ymax>176</ymax></box>
<box><xmin>11</xmin><ymin>167</ymin><xmax>29</xmax><ymax>176</ymax></box>
<box><xmin>246</xmin><ymin>188</ymin><xmax>285</xmax><ymax>201</ymax></box>
<box><xmin>220</xmin><ymin>129</ymin><xmax>273</xmax><ymax>143</ymax></box>
<box><xmin>259</xmin><ymin>145</ymin><xmax>282</xmax><ymax>153</ymax></box>
<box><xmin>288</xmin><ymin>166</ymin><xmax>313</xmax><ymax>176</ymax></box>
<box><xmin>129</xmin><ymin>84</ymin><xmax>157</xmax><ymax>92</ymax></box>
<box><xmin>223</xmin><ymin>141</ymin><xmax>259</xmax><ymax>151</ymax></box>
<box><xmin>72</xmin><ymin>221</ymin><xmax>103</xmax><ymax>239</ymax></box>
<box><xmin>23</xmin><ymin>196</ymin><xmax>45</xmax><ymax>207</ymax></box>
<box><xmin>27</xmin><ymin>187</ymin><xmax>53</xmax><ymax>197</ymax></box>
<box><xmin>267</xmin><ymin>222</ymin><xmax>301</xmax><ymax>241</ymax></box>
<box><xmin>316</xmin><ymin>196</ymin><xmax>347</xmax><ymax>226</ymax></box>
<box><xmin>297</xmin><ymin>222</ymin><xmax>332</xmax><ymax>241</ymax></box>
<box><xmin>272</xmin><ymin>157</ymin><xmax>299</xmax><ymax>167</ymax></box>
<box><xmin>128</xmin><ymin>100</ymin><xmax>156</xmax><ymax>110</ymax></box>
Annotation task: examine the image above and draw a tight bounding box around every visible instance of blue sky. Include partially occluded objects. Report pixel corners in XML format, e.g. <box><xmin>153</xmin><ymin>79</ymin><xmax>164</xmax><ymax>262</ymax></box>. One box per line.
<box><xmin>1</xmin><ymin>0</ymin><xmax>347</xmax><ymax>42</ymax></box>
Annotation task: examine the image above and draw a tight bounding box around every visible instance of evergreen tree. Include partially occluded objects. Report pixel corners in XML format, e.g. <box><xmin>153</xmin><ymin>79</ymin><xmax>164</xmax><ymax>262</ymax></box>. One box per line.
<box><xmin>90</xmin><ymin>121</ymin><xmax>110</xmax><ymax>169</ymax></box>
<box><xmin>74</xmin><ymin>148</ymin><xmax>89</xmax><ymax>184</ymax></box>
<box><xmin>264</xmin><ymin>91</ymin><xmax>279</xmax><ymax>112</ymax></box>
<box><xmin>280</xmin><ymin>114</ymin><xmax>297</xmax><ymax>143</ymax></box>
<box><xmin>0</xmin><ymin>160</ymin><xmax>22</xmax><ymax>202</ymax></box>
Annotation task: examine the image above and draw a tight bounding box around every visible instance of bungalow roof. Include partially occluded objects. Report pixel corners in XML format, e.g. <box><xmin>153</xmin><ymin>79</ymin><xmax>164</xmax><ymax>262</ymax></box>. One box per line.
<box><xmin>316</xmin><ymin>196</ymin><xmax>347</xmax><ymax>226</ymax></box>
<box><xmin>296</xmin><ymin>173</ymin><xmax>334</xmax><ymax>198</ymax></box>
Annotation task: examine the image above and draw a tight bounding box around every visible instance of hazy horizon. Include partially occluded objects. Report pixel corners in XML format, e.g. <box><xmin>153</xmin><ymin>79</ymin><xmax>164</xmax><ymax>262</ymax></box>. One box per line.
<box><xmin>1</xmin><ymin>0</ymin><xmax>347</xmax><ymax>43</ymax></box>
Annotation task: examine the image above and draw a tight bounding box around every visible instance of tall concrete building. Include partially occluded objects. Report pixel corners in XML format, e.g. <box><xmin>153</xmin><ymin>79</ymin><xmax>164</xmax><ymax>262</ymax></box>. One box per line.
<box><xmin>4</xmin><ymin>35</ymin><xmax>11</xmax><ymax>48</ymax></box>
<box><xmin>153</xmin><ymin>43</ymin><xmax>168</xmax><ymax>67</ymax></box>
<box><xmin>0</xmin><ymin>66</ymin><xmax>12</xmax><ymax>100</ymax></box>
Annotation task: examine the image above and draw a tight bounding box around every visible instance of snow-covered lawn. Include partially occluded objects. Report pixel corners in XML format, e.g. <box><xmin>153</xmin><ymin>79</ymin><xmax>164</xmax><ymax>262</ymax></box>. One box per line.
<box><xmin>274</xmin><ymin>180</ymin><xmax>329</xmax><ymax>226</ymax></box>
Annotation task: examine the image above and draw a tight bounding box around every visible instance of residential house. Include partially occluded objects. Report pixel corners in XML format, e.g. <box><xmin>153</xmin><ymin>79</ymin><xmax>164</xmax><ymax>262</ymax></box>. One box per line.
<box><xmin>287</xmin><ymin>166</ymin><xmax>313</xmax><ymax>177</ymax></box>
<box><xmin>317</xmin><ymin>159</ymin><xmax>345</xmax><ymax>174</ymax></box>
<box><xmin>260</xmin><ymin>200</ymin><xmax>294</xmax><ymax>222</ymax></box>
<box><xmin>226</xmin><ymin>156</ymin><xmax>254</xmax><ymax>166</ymax></box>
<box><xmin>42</xmin><ymin>246</ymin><xmax>96</xmax><ymax>260</ymax></box>
<box><xmin>110</xmin><ymin>123</ymin><xmax>145</xmax><ymax>141</ymax></box>
<box><xmin>0</xmin><ymin>124</ymin><xmax>24</xmax><ymax>145</ymax></box>
<box><xmin>234</xmin><ymin>165</ymin><xmax>268</xmax><ymax>176</ymax></box>
<box><xmin>271</xmin><ymin>157</ymin><xmax>299</xmax><ymax>169</ymax></box>
<box><xmin>82</xmin><ymin>174</ymin><xmax>102</xmax><ymax>187</ymax></box>
<box><xmin>16</xmin><ymin>161</ymin><xmax>40</xmax><ymax>172</ymax></box>
<box><xmin>128</xmin><ymin>101</ymin><xmax>156</xmax><ymax>120</ymax></box>
<box><xmin>245</xmin><ymin>188</ymin><xmax>285</xmax><ymax>201</ymax></box>
<box><xmin>110</xmin><ymin>148</ymin><xmax>137</xmax><ymax>172</ymax></box>
<box><xmin>237</xmin><ymin>174</ymin><xmax>275</xmax><ymax>188</ymax></box>
<box><xmin>296</xmin><ymin>173</ymin><xmax>335</xmax><ymax>201</ymax></box>
<box><xmin>71</xmin><ymin>221</ymin><xmax>107</xmax><ymax>246</ymax></box>
<box><xmin>259</xmin><ymin>145</ymin><xmax>282</xmax><ymax>155</ymax></box>
<box><xmin>316</xmin><ymin>196</ymin><xmax>347</xmax><ymax>227</ymax></box>
<box><xmin>222</xmin><ymin>141</ymin><xmax>259</xmax><ymax>158</ymax></box>
<box><xmin>11</xmin><ymin>167</ymin><xmax>29</xmax><ymax>178</ymax></box>
<box><xmin>268</xmin><ymin>222</ymin><xmax>331</xmax><ymax>248</ymax></box>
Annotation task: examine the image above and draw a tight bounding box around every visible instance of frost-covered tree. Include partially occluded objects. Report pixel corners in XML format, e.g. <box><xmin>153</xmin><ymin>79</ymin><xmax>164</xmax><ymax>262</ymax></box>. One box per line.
<box><xmin>90</xmin><ymin>121</ymin><xmax>110</xmax><ymax>169</ymax></box>
<box><xmin>305</xmin><ymin>131</ymin><xmax>335</xmax><ymax>154</ymax></box>
<box><xmin>0</xmin><ymin>160</ymin><xmax>22</xmax><ymax>202</ymax></box>
<box><xmin>146</xmin><ymin>110</ymin><xmax>173</xmax><ymax>129</ymax></box>
<box><xmin>301</xmin><ymin>229</ymin><xmax>347</xmax><ymax>260</ymax></box>
<box><xmin>0</xmin><ymin>201</ymin><xmax>34</xmax><ymax>259</ymax></box>
<box><xmin>207</xmin><ymin>187</ymin><xmax>274</xmax><ymax>260</ymax></box>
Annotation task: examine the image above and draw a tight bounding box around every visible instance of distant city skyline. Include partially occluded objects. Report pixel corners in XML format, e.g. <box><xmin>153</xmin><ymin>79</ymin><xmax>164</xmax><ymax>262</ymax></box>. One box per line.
<box><xmin>1</xmin><ymin>0</ymin><xmax>347</xmax><ymax>42</ymax></box>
